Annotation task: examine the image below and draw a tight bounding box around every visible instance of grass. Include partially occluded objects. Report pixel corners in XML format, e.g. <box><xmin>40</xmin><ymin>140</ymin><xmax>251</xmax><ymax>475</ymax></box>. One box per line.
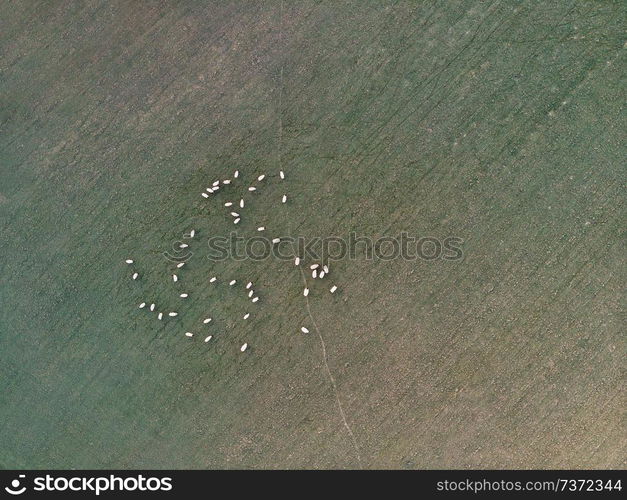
<box><xmin>0</xmin><ymin>0</ymin><xmax>624</xmax><ymax>468</ymax></box>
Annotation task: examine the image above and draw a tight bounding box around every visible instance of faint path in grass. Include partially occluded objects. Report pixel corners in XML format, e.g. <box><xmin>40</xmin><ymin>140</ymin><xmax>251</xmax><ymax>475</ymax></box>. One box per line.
<box><xmin>296</xmin><ymin>266</ymin><xmax>363</xmax><ymax>469</ymax></box>
<box><xmin>276</xmin><ymin>0</ymin><xmax>362</xmax><ymax>468</ymax></box>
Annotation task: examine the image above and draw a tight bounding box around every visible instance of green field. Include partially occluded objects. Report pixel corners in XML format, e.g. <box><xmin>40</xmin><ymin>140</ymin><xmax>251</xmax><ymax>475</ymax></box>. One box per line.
<box><xmin>1</xmin><ymin>1</ymin><xmax>624</xmax><ymax>469</ymax></box>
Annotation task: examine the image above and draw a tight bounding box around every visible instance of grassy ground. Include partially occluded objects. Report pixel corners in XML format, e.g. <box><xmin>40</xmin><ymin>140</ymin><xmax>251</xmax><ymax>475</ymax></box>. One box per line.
<box><xmin>0</xmin><ymin>1</ymin><xmax>624</xmax><ymax>469</ymax></box>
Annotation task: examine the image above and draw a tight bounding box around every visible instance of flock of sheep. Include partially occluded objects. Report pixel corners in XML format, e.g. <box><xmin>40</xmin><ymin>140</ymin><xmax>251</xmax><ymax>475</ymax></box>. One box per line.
<box><xmin>124</xmin><ymin>169</ymin><xmax>338</xmax><ymax>353</ymax></box>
